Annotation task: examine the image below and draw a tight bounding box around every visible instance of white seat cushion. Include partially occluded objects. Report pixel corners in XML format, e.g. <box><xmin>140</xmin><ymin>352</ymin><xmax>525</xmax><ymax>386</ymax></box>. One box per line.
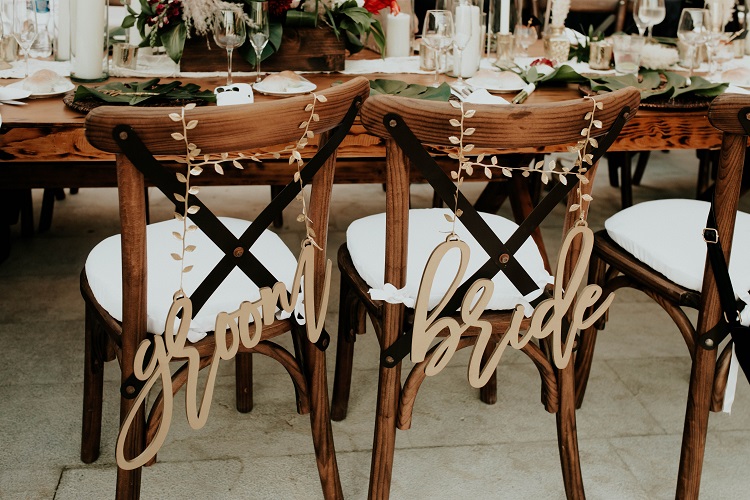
<box><xmin>85</xmin><ymin>217</ymin><xmax>299</xmax><ymax>342</ymax></box>
<box><xmin>346</xmin><ymin>208</ymin><xmax>553</xmax><ymax>311</ymax></box>
<box><xmin>605</xmin><ymin>199</ymin><xmax>750</xmax><ymax>297</ymax></box>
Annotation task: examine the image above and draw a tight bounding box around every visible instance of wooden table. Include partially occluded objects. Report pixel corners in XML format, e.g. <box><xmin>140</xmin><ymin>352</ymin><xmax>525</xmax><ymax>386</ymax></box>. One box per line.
<box><xmin>0</xmin><ymin>72</ymin><xmax>728</xmax><ymax>260</ymax></box>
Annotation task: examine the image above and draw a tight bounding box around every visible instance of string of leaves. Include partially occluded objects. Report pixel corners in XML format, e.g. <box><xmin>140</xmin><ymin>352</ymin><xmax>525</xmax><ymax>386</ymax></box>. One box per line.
<box><xmin>445</xmin><ymin>96</ymin><xmax>603</xmax><ymax>233</ymax></box>
<box><xmin>167</xmin><ymin>94</ymin><xmax>324</xmax><ymax>289</ymax></box>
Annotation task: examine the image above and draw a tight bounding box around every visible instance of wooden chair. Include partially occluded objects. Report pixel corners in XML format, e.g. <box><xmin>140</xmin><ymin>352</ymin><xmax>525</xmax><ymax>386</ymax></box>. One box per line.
<box><xmin>79</xmin><ymin>76</ymin><xmax>369</xmax><ymax>500</ymax></box>
<box><xmin>575</xmin><ymin>93</ymin><xmax>750</xmax><ymax>499</ymax></box>
<box><xmin>331</xmin><ymin>87</ymin><xmax>640</xmax><ymax>498</ymax></box>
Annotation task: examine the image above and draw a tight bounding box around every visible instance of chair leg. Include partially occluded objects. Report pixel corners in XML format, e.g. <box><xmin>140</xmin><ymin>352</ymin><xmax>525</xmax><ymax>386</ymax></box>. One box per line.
<box><xmin>479</xmin><ymin>341</ymin><xmax>497</xmax><ymax>405</ymax></box>
<box><xmin>235</xmin><ymin>352</ymin><xmax>253</xmax><ymax>413</ymax></box>
<box><xmin>331</xmin><ymin>278</ymin><xmax>356</xmax><ymax>421</ymax></box>
<box><xmin>607</xmin><ymin>153</ymin><xmax>620</xmax><ymax>188</ymax></box>
<box><xmin>619</xmin><ymin>152</ymin><xmax>634</xmax><ymax>208</ymax></box>
<box><xmin>676</xmin><ymin>347</ymin><xmax>717</xmax><ymax>499</ymax></box>
<box><xmin>369</xmin><ymin>362</ymin><xmax>401</xmax><ymax>500</ymax></box>
<box><xmin>39</xmin><ymin>188</ymin><xmax>56</xmax><ymax>233</ymax></box>
<box><xmin>270</xmin><ymin>185</ymin><xmax>284</xmax><ymax>228</ymax></box>
<box><xmin>556</xmin><ymin>363</ymin><xmax>585</xmax><ymax>500</ymax></box>
<box><xmin>302</xmin><ymin>339</ymin><xmax>343</xmax><ymax>499</ymax></box>
<box><xmin>81</xmin><ymin>304</ymin><xmax>104</xmax><ymax>463</ymax></box>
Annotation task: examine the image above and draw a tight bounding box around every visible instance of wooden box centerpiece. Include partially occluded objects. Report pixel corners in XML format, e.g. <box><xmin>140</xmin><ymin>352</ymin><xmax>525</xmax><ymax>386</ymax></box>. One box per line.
<box><xmin>179</xmin><ymin>26</ymin><xmax>346</xmax><ymax>73</ymax></box>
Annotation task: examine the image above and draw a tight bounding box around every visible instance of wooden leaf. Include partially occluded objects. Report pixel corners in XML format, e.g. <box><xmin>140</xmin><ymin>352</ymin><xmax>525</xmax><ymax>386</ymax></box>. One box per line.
<box><xmin>593</xmin><ymin>120</ymin><xmax>602</xmax><ymax>128</ymax></box>
<box><xmin>174</xmin><ymin>193</ymin><xmax>185</xmax><ymax>202</ymax></box>
<box><xmin>312</xmin><ymin>113</ymin><xmax>319</xmax><ymax>122</ymax></box>
<box><xmin>464</xmin><ymin>109</ymin><xmax>476</xmax><ymax>118</ymax></box>
<box><xmin>215</xmin><ymin>163</ymin><xmax>224</xmax><ymax>175</ymax></box>
<box><xmin>589</xmin><ymin>137</ymin><xmax>598</xmax><ymax>148</ymax></box>
<box><xmin>455</xmin><ymin>209</ymin><xmax>463</xmax><ymax>217</ymax></box>
<box><xmin>449</xmin><ymin>100</ymin><xmax>461</xmax><ymax>108</ymax></box>
<box><xmin>170</xmin><ymin>253</ymin><xmax>182</xmax><ymax>260</ymax></box>
<box><xmin>174</xmin><ymin>213</ymin><xmax>184</xmax><ymax>221</ymax></box>
<box><xmin>449</xmin><ymin>136</ymin><xmax>460</xmax><ymax>144</ymax></box>
<box><xmin>233</xmin><ymin>160</ymin><xmax>244</xmax><ymax>169</ymax></box>
<box><xmin>306</xmin><ymin>130</ymin><xmax>314</xmax><ymax>138</ymax></box>
<box><xmin>172</xmin><ymin>231</ymin><xmax>183</xmax><ymax>240</ymax></box>
<box><xmin>186</xmin><ymin>120</ymin><xmax>198</xmax><ymax>130</ymax></box>
<box><xmin>305</xmin><ymin>103</ymin><xmax>314</xmax><ymax>111</ymax></box>
<box><xmin>187</xmin><ymin>225</ymin><xmax>198</xmax><ymax>232</ymax></box>
<box><xmin>294</xmin><ymin>171</ymin><xmax>301</xmax><ymax>182</ymax></box>
<box><xmin>176</xmin><ymin>172</ymin><xmax>187</xmax><ymax>183</ymax></box>
<box><xmin>584</xmin><ymin>112</ymin><xmax>592</xmax><ymax>120</ymax></box>
<box><xmin>502</xmin><ymin>167</ymin><xmax>512</xmax><ymax>178</ymax></box>
<box><xmin>183</xmin><ymin>265</ymin><xmax>194</xmax><ymax>273</ymax></box>
<box><xmin>191</xmin><ymin>167</ymin><xmax>203</xmax><ymax>175</ymax></box>
<box><xmin>477</xmin><ymin>153</ymin><xmax>485</xmax><ymax>163</ymax></box>
<box><xmin>299</xmin><ymin>121</ymin><xmax>308</xmax><ymax>128</ymax></box>
<box><xmin>595</xmin><ymin>101</ymin><xmax>603</xmax><ymax>109</ymax></box>
<box><xmin>296</xmin><ymin>214</ymin><xmax>305</xmax><ymax>222</ymax></box>
<box><xmin>450</xmin><ymin>171</ymin><xmax>458</xmax><ymax>179</ymax></box>
<box><xmin>463</xmin><ymin>144</ymin><xmax>474</xmax><ymax>152</ymax></box>
<box><xmin>444</xmin><ymin>213</ymin><xmax>454</xmax><ymax>222</ymax></box>
<box><xmin>484</xmin><ymin>167</ymin><xmax>492</xmax><ymax>178</ymax></box>
<box><xmin>308</xmin><ymin>226</ymin><xmax>316</xmax><ymax>238</ymax></box>
<box><xmin>464</xmin><ymin>128</ymin><xmax>475</xmax><ymax>136</ymax></box>
<box><xmin>465</xmin><ymin>165</ymin><xmax>473</xmax><ymax>176</ymax></box>
<box><xmin>582</xmin><ymin>193</ymin><xmax>593</xmax><ymax>202</ymax></box>
<box><xmin>569</xmin><ymin>203</ymin><xmax>580</xmax><ymax>212</ymax></box>
<box><xmin>316</xmin><ymin>94</ymin><xmax>327</xmax><ymax>102</ymax></box>
<box><xmin>184</xmin><ymin>103</ymin><xmax>197</xmax><ymax>110</ymax></box>
<box><xmin>188</xmin><ymin>187</ymin><xmax>199</xmax><ymax>195</ymax></box>
<box><xmin>169</xmin><ymin>113</ymin><xmax>181</xmax><ymax>122</ymax></box>
<box><xmin>171</xmin><ymin>132</ymin><xmax>184</xmax><ymax>141</ymax></box>
<box><xmin>558</xmin><ymin>173</ymin><xmax>568</xmax><ymax>185</ymax></box>
<box><xmin>450</xmin><ymin>118</ymin><xmax>461</xmax><ymax>127</ymax></box>
<box><xmin>187</xmin><ymin>205</ymin><xmax>200</xmax><ymax>214</ymax></box>
<box><xmin>185</xmin><ymin>245</ymin><xmax>196</xmax><ymax>252</ymax></box>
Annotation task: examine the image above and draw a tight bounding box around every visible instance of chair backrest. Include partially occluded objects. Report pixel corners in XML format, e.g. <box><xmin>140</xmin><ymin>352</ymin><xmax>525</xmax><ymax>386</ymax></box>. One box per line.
<box><xmin>84</xmin><ymin>75</ymin><xmax>369</xmax><ymax>391</ymax></box>
<box><xmin>360</xmin><ymin>87</ymin><xmax>640</xmax><ymax>367</ymax></box>
<box><xmin>533</xmin><ymin>0</ymin><xmax>627</xmax><ymax>32</ymax></box>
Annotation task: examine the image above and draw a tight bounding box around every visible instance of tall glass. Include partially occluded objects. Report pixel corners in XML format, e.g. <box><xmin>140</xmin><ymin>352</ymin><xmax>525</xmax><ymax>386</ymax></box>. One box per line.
<box><xmin>677</xmin><ymin>8</ymin><xmax>707</xmax><ymax>82</ymax></box>
<box><xmin>213</xmin><ymin>8</ymin><xmax>246</xmax><ymax>86</ymax></box>
<box><xmin>452</xmin><ymin>0</ymin><xmax>481</xmax><ymax>84</ymax></box>
<box><xmin>422</xmin><ymin>10</ymin><xmax>454</xmax><ymax>86</ymax></box>
<box><xmin>632</xmin><ymin>0</ymin><xmax>648</xmax><ymax>36</ymax></box>
<box><xmin>11</xmin><ymin>0</ymin><xmax>37</xmax><ymax>77</ymax></box>
<box><xmin>247</xmin><ymin>0</ymin><xmax>269</xmax><ymax>84</ymax></box>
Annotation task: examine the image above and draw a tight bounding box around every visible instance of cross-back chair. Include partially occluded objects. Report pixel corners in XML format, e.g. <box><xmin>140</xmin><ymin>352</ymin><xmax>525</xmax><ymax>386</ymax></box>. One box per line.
<box><xmin>80</xmin><ymin>76</ymin><xmax>369</xmax><ymax>500</ymax></box>
<box><xmin>332</xmin><ymin>87</ymin><xmax>640</xmax><ymax>498</ymax></box>
<box><xmin>575</xmin><ymin>93</ymin><xmax>750</xmax><ymax>499</ymax></box>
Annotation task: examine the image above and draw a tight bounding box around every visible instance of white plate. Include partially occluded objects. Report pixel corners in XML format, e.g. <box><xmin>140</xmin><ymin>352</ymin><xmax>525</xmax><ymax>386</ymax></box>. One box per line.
<box><xmin>0</xmin><ymin>86</ymin><xmax>31</xmax><ymax>101</ymax></box>
<box><xmin>8</xmin><ymin>79</ymin><xmax>75</xmax><ymax>98</ymax></box>
<box><xmin>253</xmin><ymin>78</ymin><xmax>316</xmax><ymax>96</ymax></box>
<box><xmin>465</xmin><ymin>77</ymin><xmax>525</xmax><ymax>94</ymax></box>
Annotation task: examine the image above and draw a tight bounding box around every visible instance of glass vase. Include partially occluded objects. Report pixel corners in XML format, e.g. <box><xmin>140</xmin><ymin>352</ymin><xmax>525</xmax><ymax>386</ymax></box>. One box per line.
<box><xmin>544</xmin><ymin>25</ymin><xmax>569</xmax><ymax>64</ymax></box>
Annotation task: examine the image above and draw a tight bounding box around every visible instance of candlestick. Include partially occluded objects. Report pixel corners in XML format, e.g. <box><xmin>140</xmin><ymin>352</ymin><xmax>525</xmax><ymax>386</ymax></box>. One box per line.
<box><xmin>71</xmin><ymin>0</ymin><xmax>108</xmax><ymax>81</ymax></box>
<box><xmin>453</xmin><ymin>1</ymin><xmax>481</xmax><ymax>78</ymax></box>
<box><xmin>500</xmin><ymin>0</ymin><xmax>510</xmax><ymax>34</ymax></box>
<box><xmin>56</xmin><ymin>0</ymin><xmax>71</xmax><ymax>60</ymax></box>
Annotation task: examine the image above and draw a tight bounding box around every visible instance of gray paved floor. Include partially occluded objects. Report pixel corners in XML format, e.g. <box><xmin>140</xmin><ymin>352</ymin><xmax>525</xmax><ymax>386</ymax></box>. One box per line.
<box><xmin>2</xmin><ymin>150</ymin><xmax>749</xmax><ymax>499</ymax></box>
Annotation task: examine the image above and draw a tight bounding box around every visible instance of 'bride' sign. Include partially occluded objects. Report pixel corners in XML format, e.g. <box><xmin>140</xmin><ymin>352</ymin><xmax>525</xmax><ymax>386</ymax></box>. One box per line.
<box><xmin>409</xmin><ymin>224</ymin><xmax>614</xmax><ymax>385</ymax></box>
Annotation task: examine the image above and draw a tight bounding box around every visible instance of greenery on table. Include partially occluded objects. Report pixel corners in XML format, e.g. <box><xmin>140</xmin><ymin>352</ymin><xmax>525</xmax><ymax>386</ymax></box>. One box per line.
<box><xmin>73</xmin><ymin>79</ymin><xmax>216</xmax><ymax>106</ymax></box>
<box><xmin>588</xmin><ymin>70</ymin><xmax>728</xmax><ymax>101</ymax></box>
<box><xmin>369</xmin><ymin>80</ymin><xmax>451</xmax><ymax>101</ymax></box>
<box><xmin>497</xmin><ymin>63</ymin><xmax>586</xmax><ymax>85</ymax></box>
<box><xmin>568</xmin><ymin>16</ymin><xmax>614</xmax><ymax>63</ymax></box>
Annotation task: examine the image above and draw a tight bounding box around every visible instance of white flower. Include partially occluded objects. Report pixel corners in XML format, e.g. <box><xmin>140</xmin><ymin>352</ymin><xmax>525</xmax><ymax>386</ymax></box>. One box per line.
<box><xmin>639</xmin><ymin>43</ymin><xmax>679</xmax><ymax>70</ymax></box>
<box><xmin>550</xmin><ymin>0</ymin><xmax>570</xmax><ymax>28</ymax></box>
<box><xmin>368</xmin><ymin>283</ymin><xmax>415</xmax><ymax>308</ymax></box>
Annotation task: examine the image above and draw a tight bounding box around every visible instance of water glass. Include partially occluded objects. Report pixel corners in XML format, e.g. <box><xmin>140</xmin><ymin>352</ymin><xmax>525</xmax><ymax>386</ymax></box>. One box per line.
<box><xmin>612</xmin><ymin>34</ymin><xmax>645</xmax><ymax>75</ymax></box>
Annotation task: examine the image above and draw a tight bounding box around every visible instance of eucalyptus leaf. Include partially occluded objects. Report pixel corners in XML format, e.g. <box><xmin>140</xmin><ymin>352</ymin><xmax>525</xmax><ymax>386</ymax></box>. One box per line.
<box><xmin>73</xmin><ymin>79</ymin><xmax>216</xmax><ymax>105</ymax></box>
<box><xmin>160</xmin><ymin>23</ymin><xmax>186</xmax><ymax>64</ymax></box>
<box><xmin>369</xmin><ymin>79</ymin><xmax>451</xmax><ymax>101</ymax></box>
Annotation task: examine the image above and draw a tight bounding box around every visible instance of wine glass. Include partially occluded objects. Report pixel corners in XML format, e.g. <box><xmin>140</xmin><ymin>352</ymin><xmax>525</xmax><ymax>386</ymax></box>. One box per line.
<box><xmin>632</xmin><ymin>0</ymin><xmax>648</xmax><ymax>36</ymax></box>
<box><xmin>451</xmin><ymin>1</ymin><xmax>472</xmax><ymax>88</ymax></box>
<box><xmin>422</xmin><ymin>10</ymin><xmax>454</xmax><ymax>86</ymax></box>
<box><xmin>514</xmin><ymin>24</ymin><xmax>537</xmax><ymax>57</ymax></box>
<box><xmin>637</xmin><ymin>0</ymin><xmax>666</xmax><ymax>41</ymax></box>
<box><xmin>11</xmin><ymin>0</ymin><xmax>37</xmax><ymax>78</ymax></box>
<box><xmin>213</xmin><ymin>8</ymin><xmax>246</xmax><ymax>86</ymax></box>
<box><xmin>704</xmin><ymin>1</ymin><xmax>726</xmax><ymax>79</ymax></box>
<box><xmin>247</xmin><ymin>0</ymin><xmax>269</xmax><ymax>84</ymax></box>
<box><xmin>677</xmin><ymin>8</ymin><xmax>707</xmax><ymax>84</ymax></box>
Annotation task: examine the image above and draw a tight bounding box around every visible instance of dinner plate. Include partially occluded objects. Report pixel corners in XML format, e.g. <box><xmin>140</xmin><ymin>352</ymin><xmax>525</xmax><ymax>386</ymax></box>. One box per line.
<box><xmin>0</xmin><ymin>86</ymin><xmax>31</xmax><ymax>101</ymax></box>
<box><xmin>465</xmin><ymin>76</ymin><xmax>525</xmax><ymax>94</ymax></box>
<box><xmin>8</xmin><ymin>79</ymin><xmax>75</xmax><ymax>98</ymax></box>
<box><xmin>253</xmin><ymin>78</ymin><xmax>316</xmax><ymax>96</ymax></box>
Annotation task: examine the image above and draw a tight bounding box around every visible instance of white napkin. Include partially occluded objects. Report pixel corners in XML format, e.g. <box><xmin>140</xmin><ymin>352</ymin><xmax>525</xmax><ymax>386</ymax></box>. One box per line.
<box><xmin>0</xmin><ymin>86</ymin><xmax>31</xmax><ymax>100</ymax></box>
<box><xmin>464</xmin><ymin>88</ymin><xmax>509</xmax><ymax>105</ymax></box>
<box><xmin>215</xmin><ymin>83</ymin><xmax>254</xmax><ymax>106</ymax></box>
<box><xmin>725</xmin><ymin>84</ymin><xmax>750</xmax><ymax>95</ymax></box>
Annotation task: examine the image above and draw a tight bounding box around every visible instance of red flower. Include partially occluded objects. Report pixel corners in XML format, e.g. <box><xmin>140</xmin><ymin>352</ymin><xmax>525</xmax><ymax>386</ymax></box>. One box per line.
<box><xmin>269</xmin><ymin>0</ymin><xmax>292</xmax><ymax>17</ymax></box>
<box><xmin>363</xmin><ymin>0</ymin><xmax>390</xmax><ymax>14</ymax></box>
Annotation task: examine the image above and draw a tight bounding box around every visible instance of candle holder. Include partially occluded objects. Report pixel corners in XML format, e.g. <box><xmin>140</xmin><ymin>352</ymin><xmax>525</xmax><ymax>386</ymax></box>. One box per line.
<box><xmin>384</xmin><ymin>0</ymin><xmax>415</xmax><ymax>58</ymax></box>
<box><xmin>544</xmin><ymin>25</ymin><xmax>570</xmax><ymax>65</ymax></box>
<box><xmin>588</xmin><ymin>40</ymin><xmax>612</xmax><ymax>70</ymax></box>
<box><xmin>70</xmin><ymin>0</ymin><xmax>108</xmax><ymax>82</ymax></box>
<box><xmin>495</xmin><ymin>32</ymin><xmax>514</xmax><ymax>65</ymax></box>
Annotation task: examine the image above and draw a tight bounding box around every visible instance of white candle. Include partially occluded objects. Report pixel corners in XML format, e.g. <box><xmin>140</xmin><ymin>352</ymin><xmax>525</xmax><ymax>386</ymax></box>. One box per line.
<box><xmin>500</xmin><ymin>0</ymin><xmax>510</xmax><ymax>34</ymax></box>
<box><xmin>72</xmin><ymin>0</ymin><xmax>107</xmax><ymax>80</ymax></box>
<box><xmin>128</xmin><ymin>0</ymin><xmax>142</xmax><ymax>45</ymax></box>
<box><xmin>56</xmin><ymin>0</ymin><xmax>70</xmax><ymax>60</ymax></box>
<box><xmin>386</xmin><ymin>12</ymin><xmax>411</xmax><ymax>57</ymax></box>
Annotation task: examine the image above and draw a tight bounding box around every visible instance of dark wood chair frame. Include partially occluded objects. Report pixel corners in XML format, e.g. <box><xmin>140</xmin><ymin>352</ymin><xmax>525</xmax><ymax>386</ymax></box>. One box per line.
<box><xmin>79</xmin><ymin>76</ymin><xmax>370</xmax><ymax>500</ymax></box>
<box><xmin>331</xmin><ymin>87</ymin><xmax>640</xmax><ymax>499</ymax></box>
<box><xmin>575</xmin><ymin>93</ymin><xmax>750</xmax><ymax>500</ymax></box>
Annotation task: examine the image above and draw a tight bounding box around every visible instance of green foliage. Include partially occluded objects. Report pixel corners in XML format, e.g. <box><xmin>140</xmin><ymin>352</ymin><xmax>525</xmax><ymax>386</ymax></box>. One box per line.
<box><xmin>369</xmin><ymin>80</ymin><xmax>451</xmax><ymax>101</ymax></box>
<box><xmin>323</xmin><ymin>0</ymin><xmax>385</xmax><ymax>55</ymax></box>
<box><xmin>499</xmin><ymin>64</ymin><xmax>586</xmax><ymax>85</ymax></box>
<box><xmin>589</xmin><ymin>70</ymin><xmax>729</xmax><ymax>101</ymax></box>
<box><xmin>73</xmin><ymin>79</ymin><xmax>216</xmax><ymax>106</ymax></box>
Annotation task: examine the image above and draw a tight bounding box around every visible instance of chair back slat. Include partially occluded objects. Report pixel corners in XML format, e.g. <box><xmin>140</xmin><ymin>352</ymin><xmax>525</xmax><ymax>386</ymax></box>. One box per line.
<box><xmin>360</xmin><ymin>87</ymin><xmax>640</xmax><ymax>149</ymax></box>
<box><xmin>708</xmin><ymin>94</ymin><xmax>750</xmax><ymax>136</ymax></box>
<box><xmin>85</xmin><ymin>77</ymin><xmax>370</xmax><ymax>155</ymax></box>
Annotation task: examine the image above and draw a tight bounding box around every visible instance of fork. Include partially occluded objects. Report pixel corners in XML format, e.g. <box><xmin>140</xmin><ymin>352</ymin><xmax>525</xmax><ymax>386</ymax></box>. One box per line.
<box><xmin>451</xmin><ymin>85</ymin><xmax>474</xmax><ymax>101</ymax></box>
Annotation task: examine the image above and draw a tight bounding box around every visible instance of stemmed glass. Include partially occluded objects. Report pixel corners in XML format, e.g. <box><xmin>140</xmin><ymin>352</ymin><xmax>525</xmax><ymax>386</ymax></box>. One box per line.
<box><xmin>704</xmin><ymin>1</ymin><xmax>726</xmax><ymax>79</ymax></box>
<box><xmin>247</xmin><ymin>0</ymin><xmax>269</xmax><ymax>84</ymax></box>
<box><xmin>11</xmin><ymin>0</ymin><xmax>37</xmax><ymax>78</ymax></box>
<box><xmin>422</xmin><ymin>10</ymin><xmax>454</xmax><ymax>86</ymax></box>
<box><xmin>677</xmin><ymin>8</ymin><xmax>707</xmax><ymax>84</ymax></box>
<box><xmin>637</xmin><ymin>0</ymin><xmax>666</xmax><ymax>41</ymax></box>
<box><xmin>213</xmin><ymin>8</ymin><xmax>246</xmax><ymax>86</ymax></box>
<box><xmin>632</xmin><ymin>0</ymin><xmax>648</xmax><ymax>36</ymax></box>
<box><xmin>451</xmin><ymin>1</ymin><xmax>472</xmax><ymax>88</ymax></box>
<box><xmin>514</xmin><ymin>24</ymin><xmax>537</xmax><ymax>57</ymax></box>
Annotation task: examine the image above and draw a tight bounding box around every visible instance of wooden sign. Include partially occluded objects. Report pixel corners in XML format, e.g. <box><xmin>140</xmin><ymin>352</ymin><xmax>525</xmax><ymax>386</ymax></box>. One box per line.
<box><xmin>410</xmin><ymin>224</ymin><xmax>614</xmax><ymax>385</ymax></box>
<box><xmin>115</xmin><ymin>243</ymin><xmax>332</xmax><ymax>469</ymax></box>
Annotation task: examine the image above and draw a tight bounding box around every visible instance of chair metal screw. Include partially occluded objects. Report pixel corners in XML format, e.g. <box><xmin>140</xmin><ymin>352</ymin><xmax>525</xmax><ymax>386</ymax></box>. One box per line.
<box><xmin>385</xmin><ymin>355</ymin><xmax>395</xmax><ymax>364</ymax></box>
<box><xmin>119</xmin><ymin>131</ymin><xmax>128</xmax><ymax>140</ymax></box>
<box><xmin>499</xmin><ymin>253</ymin><xmax>510</xmax><ymax>264</ymax></box>
<box><xmin>125</xmin><ymin>386</ymin><xmax>135</xmax><ymax>395</ymax></box>
<box><xmin>704</xmin><ymin>338</ymin><xmax>714</xmax><ymax>348</ymax></box>
<box><xmin>233</xmin><ymin>247</ymin><xmax>244</xmax><ymax>258</ymax></box>
<box><xmin>746</xmin><ymin>112</ymin><xmax>750</xmax><ymax>121</ymax></box>
<box><xmin>389</xmin><ymin>119</ymin><xmax>397</xmax><ymax>128</ymax></box>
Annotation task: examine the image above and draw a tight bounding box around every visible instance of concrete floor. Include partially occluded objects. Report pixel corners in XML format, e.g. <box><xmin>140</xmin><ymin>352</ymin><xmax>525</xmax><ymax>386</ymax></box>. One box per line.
<box><xmin>2</xmin><ymin>150</ymin><xmax>750</xmax><ymax>499</ymax></box>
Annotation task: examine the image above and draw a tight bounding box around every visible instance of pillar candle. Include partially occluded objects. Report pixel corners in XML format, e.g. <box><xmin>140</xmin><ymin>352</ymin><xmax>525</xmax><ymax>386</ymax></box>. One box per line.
<box><xmin>71</xmin><ymin>0</ymin><xmax>107</xmax><ymax>80</ymax></box>
<box><xmin>56</xmin><ymin>0</ymin><xmax>70</xmax><ymax>60</ymax></box>
<box><xmin>386</xmin><ymin>12</ymin><xmax>412</xmax><ymax>57</ymax></box>
<box><xmin>500</xmin><ymin>0</ymin><xmax>510</xmax><ymax>34</ymax></box>
<box><xmin>454</xmin><ymin>3</ymin><xmax>480</xmax><ymax>78</ymax></box>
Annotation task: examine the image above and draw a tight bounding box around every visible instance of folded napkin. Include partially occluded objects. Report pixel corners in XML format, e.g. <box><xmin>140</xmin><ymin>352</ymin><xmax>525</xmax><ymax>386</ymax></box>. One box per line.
<box><xmin>464</xmin><ymin>88</ymin><xmax>509</xmax><ymax>105</ymax></box>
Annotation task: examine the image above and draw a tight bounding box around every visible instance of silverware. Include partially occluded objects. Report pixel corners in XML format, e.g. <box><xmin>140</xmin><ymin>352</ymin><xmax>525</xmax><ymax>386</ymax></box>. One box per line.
<box><xmin>0</xmin><ymin>100</ymin><xmax>27</xmax><ymax>105</ymax></box>
<box><xmin>451</xmin><ymin>85</ymin><xmax>475</xmax><ymax>101</ymax></box>
<box><xmin>511</xmin><ymin>83</ymin><xmax>536</xmax><ymax>104</ymax></box>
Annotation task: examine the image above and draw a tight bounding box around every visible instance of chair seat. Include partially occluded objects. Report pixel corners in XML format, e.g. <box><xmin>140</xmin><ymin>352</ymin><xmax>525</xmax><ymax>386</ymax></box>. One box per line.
<box><xmin>85</xmin><ymin>217</ymin><xmax>299</xmax><ymax>342</ymax></box>
<box><xmin>605</xmin><ymin>199</ymin><xmax>750</xmax><ymax>298</ymax></box>
<box><xmin>346</xmin><ymin>208</ymin><xmax>552</xmax><ymax>311</ymax></box>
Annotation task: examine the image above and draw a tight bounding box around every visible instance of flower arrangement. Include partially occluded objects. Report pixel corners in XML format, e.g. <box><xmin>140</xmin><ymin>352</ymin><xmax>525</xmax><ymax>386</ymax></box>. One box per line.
<box><xmin>122</xmin><ymin>0</ymin><xmax>386</xmax><ymax>65</ymax></box>
<box><xmin>548</xmin><ymin>0</ymin><xmax>570</xmax><ymax>28</ymax></box>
